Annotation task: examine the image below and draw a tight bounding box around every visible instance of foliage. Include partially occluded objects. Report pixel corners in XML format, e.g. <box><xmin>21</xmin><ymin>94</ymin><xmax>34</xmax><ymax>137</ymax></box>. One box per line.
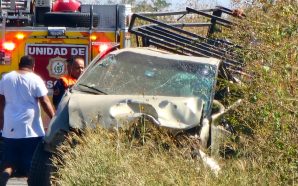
<box><xmin>120</xmin><ymin>0</ymin><xmax>171</xmax><ymax>12</ymax></box>
<box><xmin>220</xmin><ymin>0</ymin><xmax>298</xmax><ymax>184</ymax></box>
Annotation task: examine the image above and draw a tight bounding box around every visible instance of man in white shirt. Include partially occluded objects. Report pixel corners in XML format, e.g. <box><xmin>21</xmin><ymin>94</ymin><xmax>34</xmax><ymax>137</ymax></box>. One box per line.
<box><xmin>0</xmin><ymin>55</ymin><xmax>55</xmax><ymax>185</ymax></box>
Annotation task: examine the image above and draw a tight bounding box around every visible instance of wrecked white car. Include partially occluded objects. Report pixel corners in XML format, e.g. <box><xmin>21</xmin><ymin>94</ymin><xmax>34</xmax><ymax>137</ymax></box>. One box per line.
<box><xmin>28</xmin><ymin>47</ymin><xmax>230</xmax><ymax>185</ymax></box>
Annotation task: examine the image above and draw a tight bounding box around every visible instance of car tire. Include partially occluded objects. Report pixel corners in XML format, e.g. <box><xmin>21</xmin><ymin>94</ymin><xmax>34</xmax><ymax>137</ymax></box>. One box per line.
<box><xmin>44</xmin><ymin>12</ymin><xmax>99</xmax><ymax>27</ymax></box>
<box><xmin>27</xmin><ymin>142</ymin><xmax>55</xmax><ymax>186</ymax></box>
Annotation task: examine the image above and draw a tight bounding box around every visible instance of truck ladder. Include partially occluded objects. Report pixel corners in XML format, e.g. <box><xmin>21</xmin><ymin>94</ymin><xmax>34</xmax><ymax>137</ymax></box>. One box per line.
<box><xmin>128</xmin><ymin>6</ymin><xmax>246</xmax><ymax>81</ymax></box>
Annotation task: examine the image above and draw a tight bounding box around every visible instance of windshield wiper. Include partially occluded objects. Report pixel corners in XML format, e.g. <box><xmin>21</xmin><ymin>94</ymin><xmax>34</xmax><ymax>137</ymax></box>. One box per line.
<box><xmin>77</xmin><ymin>83</ymin><xmax>107</xmax><ymax>95</ymax></box>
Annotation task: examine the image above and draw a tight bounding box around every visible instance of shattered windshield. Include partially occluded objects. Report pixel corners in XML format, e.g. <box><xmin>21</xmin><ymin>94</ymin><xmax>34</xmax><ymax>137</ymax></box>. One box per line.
<box><xmin>74</xmin><ymin>51</ymin><xmax>218</xmax><ymax>114</ymax></box>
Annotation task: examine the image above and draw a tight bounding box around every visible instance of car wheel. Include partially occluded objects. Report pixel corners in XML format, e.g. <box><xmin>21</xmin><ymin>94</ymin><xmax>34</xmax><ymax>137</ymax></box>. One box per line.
<box><xmin>28</xmin><ymin>141</ymin><xmax>56</xmax><ymax>186</ymax></box>
<box><xmin>44</xmin><ymin>12</ymin><xmax>99</xmax><ymax>27</ymax></box>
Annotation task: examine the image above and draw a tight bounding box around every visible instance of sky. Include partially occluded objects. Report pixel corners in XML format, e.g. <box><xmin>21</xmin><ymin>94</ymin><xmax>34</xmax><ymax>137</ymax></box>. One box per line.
<box><xmin>84</xmin><ymin>0</ymin><xmax>237</xmax><ymax>9</ymax></box>
<box><xmin>183</xmin><ymin>0</ymin><xmax>231</xmax><ymax>7</ymax></box>
<box><xmin>169</xmin><ymin>0</ymin><xmax>234</xmax><ymax>10</ymax></box>
<box><xmin>198</xmin><ymin>0</ymin><xmax>232</xmax><ymax>7</ymax></box>
<box><xmin>82</xmin><ymin>0</ymin><xmax>240</xmax><ymax>12</ymax></box>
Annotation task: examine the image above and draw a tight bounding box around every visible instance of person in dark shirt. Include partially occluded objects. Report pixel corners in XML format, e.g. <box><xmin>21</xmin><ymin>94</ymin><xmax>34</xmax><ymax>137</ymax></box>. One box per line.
<box><xmin>53</xmin><ymin>56</ymin><xmax>85</xmax><ymax>109</ymax></box>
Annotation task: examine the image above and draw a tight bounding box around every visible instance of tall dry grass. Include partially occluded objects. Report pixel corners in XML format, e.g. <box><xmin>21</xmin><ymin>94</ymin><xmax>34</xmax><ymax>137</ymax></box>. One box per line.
<box><xmin>219</xmin><ymin>0</ymin><xmax>298</xmax><ymax>184</ymax></box>
<box><xmin>53</xmin><ymin>121</ymin><xmax>219</xmax><ymax>186</ymax></box>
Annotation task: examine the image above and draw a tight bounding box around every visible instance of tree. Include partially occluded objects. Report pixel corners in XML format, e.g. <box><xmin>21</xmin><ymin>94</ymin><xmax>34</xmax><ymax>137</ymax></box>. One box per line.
<box><xmin>133</xmin><ymin>0</ymin><xmax>171</xmax><ymax>12</ymax></box>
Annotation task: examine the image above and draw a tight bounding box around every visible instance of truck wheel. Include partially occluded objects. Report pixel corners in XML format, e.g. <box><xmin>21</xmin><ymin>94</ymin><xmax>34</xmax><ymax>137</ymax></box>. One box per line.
<box><xmin>44</xmin><ymin>12</ymin><xmax>99</xmax><ymax>27</ymax></box>
<box><xmin>28</xmin><ymin>142</ymin><xmax>55</xmax><ymax>186</ymax></box>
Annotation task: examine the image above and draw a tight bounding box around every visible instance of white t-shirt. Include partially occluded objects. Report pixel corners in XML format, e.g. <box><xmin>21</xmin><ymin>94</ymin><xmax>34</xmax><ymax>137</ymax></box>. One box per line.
<box><xmin>0</xmin><ymin>71</ymin><xmax>48</xmax><ymax>139</ymax></box>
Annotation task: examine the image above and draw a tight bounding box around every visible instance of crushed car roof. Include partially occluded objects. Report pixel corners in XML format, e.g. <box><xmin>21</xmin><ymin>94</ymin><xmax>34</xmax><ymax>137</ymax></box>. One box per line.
<box><xmin>108</xmin><ymin>47</ymin><xmax>221</xmax><ymax>66</ymax></box>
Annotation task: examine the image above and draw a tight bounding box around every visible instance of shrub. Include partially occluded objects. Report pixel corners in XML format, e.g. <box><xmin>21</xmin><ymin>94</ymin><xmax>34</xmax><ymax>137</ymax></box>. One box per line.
<box><xmin>221</xmin><ymin>1</ymin><xmax>298</xmax><ymax>184</ymax></box>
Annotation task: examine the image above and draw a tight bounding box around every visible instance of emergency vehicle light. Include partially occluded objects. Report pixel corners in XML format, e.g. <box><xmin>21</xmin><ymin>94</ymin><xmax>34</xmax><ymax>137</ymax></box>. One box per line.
<box><xmin>90</xmin><ymin>35</ymin><xmax>97</xmax><ymax>41</ymax></box>
<box><xmin>99</xmin><ymin>44</ymin><xmax>109</xmax><ymax>53</ymax></box>
<box><xmin>3</xmin><ymin>42</ymin><xmax>15</xmax><ymax>51</ymax></box>
<box><xmin>16</xmin><ymin>33</ymin><xmax>25</xmax><ymax>40</ymax></box>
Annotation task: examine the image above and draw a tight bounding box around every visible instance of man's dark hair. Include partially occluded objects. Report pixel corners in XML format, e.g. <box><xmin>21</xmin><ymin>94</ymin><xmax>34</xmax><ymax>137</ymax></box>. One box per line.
<box><xmin>19</xmin><ymin>55</ymin><xmax>35</xmax><ymax>69</ymax></box>
<box><xmin>67</xmin><ymin>56</ymin><xmax>84</xmax><ymax>66</ymax></box>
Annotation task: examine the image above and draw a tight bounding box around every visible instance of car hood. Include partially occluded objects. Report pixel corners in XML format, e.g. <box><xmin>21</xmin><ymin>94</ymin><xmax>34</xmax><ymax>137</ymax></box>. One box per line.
<box><xmin>68</xmin><ymin>94</ymin><xmax>204</xmax><ymax>130</ymax></box>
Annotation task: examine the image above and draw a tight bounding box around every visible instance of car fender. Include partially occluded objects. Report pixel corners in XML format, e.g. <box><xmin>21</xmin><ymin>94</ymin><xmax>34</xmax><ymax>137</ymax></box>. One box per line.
<box><xmin>44</xmin><ymin>91</ymin><xmax>71</xmax><ymax>152</ymax></box>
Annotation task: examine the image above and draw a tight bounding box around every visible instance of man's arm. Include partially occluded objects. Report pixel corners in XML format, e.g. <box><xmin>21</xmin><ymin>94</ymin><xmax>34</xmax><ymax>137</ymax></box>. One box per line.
<box><xmin>0</xmin><ymin>95</ymin><xmax>5</xmax><ymax>130</ymax></box>
<box><xmin>52</xmin><ymin>79</ymin><xmax>65</xmax><ymax>110</ymax></box>
<box><xmin>39</xmin><ymin>95</ymin><xmax>55</xmax><ymax>119</ymax></box>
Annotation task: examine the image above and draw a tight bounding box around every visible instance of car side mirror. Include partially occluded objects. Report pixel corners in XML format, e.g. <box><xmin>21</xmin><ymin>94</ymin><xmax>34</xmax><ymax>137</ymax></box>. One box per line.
<box><xmin>211</xmin><ymin>99</ymin><xmax>242</xmax><ymax>126</ymax></box>
<box><xmin>199</xmin><ymin>99</ymin><xmax>242</xmax><ymax>150</ymax></box>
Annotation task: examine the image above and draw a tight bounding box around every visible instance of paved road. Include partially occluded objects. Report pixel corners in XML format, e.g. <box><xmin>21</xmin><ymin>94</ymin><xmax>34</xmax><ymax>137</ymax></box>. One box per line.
<box><xmin>7</xmin><ymin>177</ymin><xmax>27</xmax><ymax>186</ymax></box>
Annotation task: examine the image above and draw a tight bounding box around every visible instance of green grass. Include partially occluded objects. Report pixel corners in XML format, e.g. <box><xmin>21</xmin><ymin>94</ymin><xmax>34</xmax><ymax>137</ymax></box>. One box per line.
<box><xmin>52</xmin><ymin>1</ymin><xmax>297</xmax><ymax>185</ymax></box>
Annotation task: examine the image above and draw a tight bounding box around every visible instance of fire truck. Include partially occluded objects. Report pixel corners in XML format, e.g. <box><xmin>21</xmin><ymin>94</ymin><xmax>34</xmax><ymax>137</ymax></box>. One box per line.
<box><xmin>0</xmin><ymin>0</ymin><xmax>131</xmax><ymax>93</ymax></box>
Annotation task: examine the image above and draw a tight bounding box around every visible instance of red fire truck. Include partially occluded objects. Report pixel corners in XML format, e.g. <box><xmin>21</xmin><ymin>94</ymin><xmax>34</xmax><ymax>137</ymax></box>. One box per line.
<box><xmin>0</xmin><ymin>0</ymin><xmax>131</xmax><ymax>93</ymax></box>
